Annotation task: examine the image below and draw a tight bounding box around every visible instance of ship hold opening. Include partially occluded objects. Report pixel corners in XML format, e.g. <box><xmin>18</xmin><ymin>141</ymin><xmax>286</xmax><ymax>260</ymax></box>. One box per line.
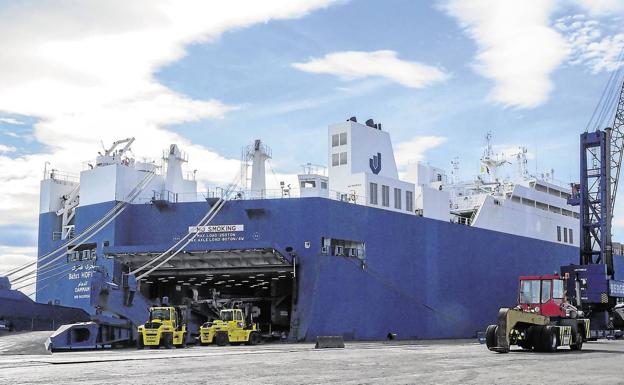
<box><xmin>116</xmin><ymin>248</ymin><xmax>295</xmax><ymax>339</ymax></box>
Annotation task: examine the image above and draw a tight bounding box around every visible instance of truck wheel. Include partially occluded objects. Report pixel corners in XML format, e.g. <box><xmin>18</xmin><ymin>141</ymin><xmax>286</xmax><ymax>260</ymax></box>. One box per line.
<box><xmin>247</xmin><ymin>332</ymin><xmax>261</xmax><ymax>346</ymax></box>
<box><xmin>215</xmin><ymin>332</ymin><xmax>228</xmax><ymax>346</ymax></box>
<box><xmin>137</xmin><ymin>333</ymin><xmax>144</xmax><ymax>350</ymax></box>
<box><xmin>570</xmin><ymin>331</ymin><xmax>583</xmax><ymax>351</ymax></box>
<box><xmin>532</xmin><ymin>326</ymin><xmax>544</xmax><ymax>352</ymax></box>
<box><xmin>162</xmin><ymin>333</ymin><xmax>173</xmax><ymax>349</ymax></box>
<box><xmin>519</xmin><ymin>327</ymin><xmax>533</xmax><ymax>350</ymax></box>
<box><xmin>485</xmin><ymin>325</ymin><xmax>497</xmax><ymax>349</ymax></box>
<box><xmin>544</xmin><ymin>326</ymin><xmax>558</xmax><ymax>353</ymax></box>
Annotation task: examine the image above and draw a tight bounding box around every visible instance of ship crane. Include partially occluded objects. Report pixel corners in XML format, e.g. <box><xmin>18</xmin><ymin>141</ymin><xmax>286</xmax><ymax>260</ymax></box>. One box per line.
<box><xmin>572</xmin><ymin>77</ymin><xmax>624</xmax><ymax>275</ymax></box>
<box><xmin>96</xmin><ymin>137</ymin><xmax>135</xmax><ymax>167</ymax></box>
<box><xmin>484</xmin><ymin>74</ymin><xmax>624</xmax><ymax>353</ymax></box>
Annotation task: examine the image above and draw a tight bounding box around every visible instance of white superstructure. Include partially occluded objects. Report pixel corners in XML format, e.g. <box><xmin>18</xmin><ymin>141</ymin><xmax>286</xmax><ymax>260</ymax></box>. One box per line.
<box><xmin>38</xmin><ymin>119</ymin><xmax>580</xmax><ymax>246</ymax></box>
<box><xmin>40</xmin><ymin>138</ymin><xmax>198</xmax><ymax>240</ymax></box>
<box><xmin>441</xmin><ymin>133</ymin><xmax>579</xmax><ymax>246</ymax></box>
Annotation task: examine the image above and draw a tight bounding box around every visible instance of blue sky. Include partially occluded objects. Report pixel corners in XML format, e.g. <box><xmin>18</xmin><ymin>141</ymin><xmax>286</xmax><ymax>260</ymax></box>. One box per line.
<box><xmin>0</xmin><ymin>0</ymin><xmax>624</xmax><ymax>273</ymax></box>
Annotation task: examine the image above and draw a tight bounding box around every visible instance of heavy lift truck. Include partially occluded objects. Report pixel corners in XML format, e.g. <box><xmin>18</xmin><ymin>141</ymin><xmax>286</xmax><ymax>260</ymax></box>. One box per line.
<box><xmin>486</xmin><ymin>76</ymin><xmax>624</xmax><ymax>353</ymax></box>
<box><xmin>137</xmin><ymin>305</ymin><xmax>189</xmax><ymax>349</ymax></box>
<box><xmin>199</xmin><ymin>308</ymin><xmax>261</xmax><ymax>346</ymax></box>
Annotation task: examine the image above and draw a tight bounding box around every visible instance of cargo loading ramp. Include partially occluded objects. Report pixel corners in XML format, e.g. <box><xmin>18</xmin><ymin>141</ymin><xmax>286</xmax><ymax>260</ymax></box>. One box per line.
<box><xmin>111</xmin><ymin>247</ymin><xmax>293</xmax><ymax>276</ymax></box>
<box><xmin>108</xmin><ymin>246</ymin><xmax>296</xmax><ymax>338</ymax></box>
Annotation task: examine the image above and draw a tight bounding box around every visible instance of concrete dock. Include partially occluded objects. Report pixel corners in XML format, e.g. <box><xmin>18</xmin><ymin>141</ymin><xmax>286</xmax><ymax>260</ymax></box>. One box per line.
<box><xmin>0</xmin><ymin>333</ymin><xmax>623</xmax><ymax>384</ymax></box>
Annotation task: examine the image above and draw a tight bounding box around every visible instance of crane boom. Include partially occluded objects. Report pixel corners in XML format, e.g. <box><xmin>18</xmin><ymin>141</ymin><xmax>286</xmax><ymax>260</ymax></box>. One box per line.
<box><xmin>610</xmin><ymin>80</ymin><xmax>624</xmax><ymax>213</ymax></box>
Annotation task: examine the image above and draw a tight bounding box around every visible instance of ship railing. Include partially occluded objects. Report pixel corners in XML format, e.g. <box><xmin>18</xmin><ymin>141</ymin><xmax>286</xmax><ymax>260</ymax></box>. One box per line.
<box><xmin>131</xmin><ymin>188</ymin><xmax>367</xmax><ymax>205</ymax></box>
<box><xmin>44</xmin><ymin>168</ymin><xmax>78</xmax><ymax>184</ymax></box>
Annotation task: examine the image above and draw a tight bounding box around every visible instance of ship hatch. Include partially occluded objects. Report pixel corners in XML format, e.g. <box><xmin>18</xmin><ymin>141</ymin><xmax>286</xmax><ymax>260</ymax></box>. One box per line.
<box><xmin>115</xmin><ymin>248</ymin><xmax>295</xmax><ymax>338</ymax></box>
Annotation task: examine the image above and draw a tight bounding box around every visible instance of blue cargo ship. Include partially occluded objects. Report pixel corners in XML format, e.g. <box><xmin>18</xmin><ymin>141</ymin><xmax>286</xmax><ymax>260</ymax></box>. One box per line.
<box><xmin>32</xmin><ymin>118</ymin><xmax>588</xmax><ymax>340</ymax></box>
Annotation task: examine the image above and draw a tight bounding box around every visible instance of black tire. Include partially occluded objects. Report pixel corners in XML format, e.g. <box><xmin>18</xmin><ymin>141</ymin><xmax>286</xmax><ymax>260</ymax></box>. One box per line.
<box><xmin>570</xmin><ymin>331</ymin><xmax>583</xmax><ymax>351</ymax></box>
<box><xmin>543</xmin><ymin>326</ymin><xmax>558</xmax><ymax>353</ymax></box>
<box><xmin>162</xmin><ymin>333</ymin><xmax>174</xmax><ymax>349</ymax></box>
<box><xmin>519</xmin><ymin>327</ymin><xmax>533</xmax><ymax>350</ymax></box>
<box><xmin>137</xmin><ymin>333</ymin><xmax>144</xmax><ymax>350</ymax></box>
<box><xmin>485</xmin><ymin>325</ymin><xmax>498</xmax><ymax>349</ymax></box>
<box><xmin>215</xmin><ymin>332</ymin><xmax>229</xmax><ymax>346</ymax></box>
<box><xmin>247</xmin><ymin>331</ymin><xmax>261</xmax><ymax>346</ymax></box>
<box><xmin>532</xmin><ymin>326</ymin><xmax>545</xmax><ymax>352</ymax></box>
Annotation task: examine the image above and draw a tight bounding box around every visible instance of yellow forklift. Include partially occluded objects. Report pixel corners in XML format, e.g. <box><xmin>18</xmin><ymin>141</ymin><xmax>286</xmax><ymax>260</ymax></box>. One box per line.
<box><xmin>200</xmin><ymin>308</ymin><xmax>261</xmax><ymax>346</ymax></box>
<box><xmin>137</xmin><ymin>306</ymin><xmax>188</xmax><ymax>349</ymax></box>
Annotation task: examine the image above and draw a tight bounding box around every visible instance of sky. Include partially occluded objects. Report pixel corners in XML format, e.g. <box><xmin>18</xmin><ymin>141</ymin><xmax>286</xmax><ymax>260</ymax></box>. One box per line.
<box><xmin>1</xmin><ymin>0</ymin><xmax>624</xmax><ymax>277</ymax></box>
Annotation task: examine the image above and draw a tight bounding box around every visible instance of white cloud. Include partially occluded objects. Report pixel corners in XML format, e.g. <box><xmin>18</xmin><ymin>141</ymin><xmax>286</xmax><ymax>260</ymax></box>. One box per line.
<box><xmin>443</xmin><ymin>0</ymin><xmax>569</xmax><ymax>108</ymax></box>
<box><xmin>574</xmin><ymin>0</ymin><xmax>624</xmax><ymax>15</ymax></box>
<box><xmin>0</xmin><ymin>0</ymin><xmax>340</xmax><ymax>230</ymax></box>
<box><xmin>555</xmin><ymin>16</ymin><xmax>624</xmax><ymax>73</ymax></box>
<box><xmin>0</xmin><ymin>246</ymin><xmax>37</xmax><ymax>274</ymax></box>
<box><xmin>0</xmin><ymin>145</ymin><xmax>16</xmax><ymax>153</ymax></box>
<box><xmin>394</xmin><ymin>136</ymin><xmax>447</xmax><ymax>168</ymax></box>
<box><xmin>0</xmin><ymin>130</ymin><xmax>21</xmax><ymax>138</ymax></box>
<box><xmin>0</xmin><ymin>246</ymin><xmax>37</xmax><ymax>295</ymax></box>
<box><xmin>292</xmin><ymin>50</ymin><xmax>448</xmax><ymax>89</ymax></box>
<box><xmin>0</xmin><ymin>117</ymin><xmax>24</xmax><ymax>125</ymax></box>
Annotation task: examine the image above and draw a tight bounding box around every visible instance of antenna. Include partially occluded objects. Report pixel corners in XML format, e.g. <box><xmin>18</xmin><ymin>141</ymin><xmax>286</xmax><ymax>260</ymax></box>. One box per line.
<box><xmin>451</xmin><ymin>157</ymin><xmax>460</xmax><ymax>184</ymax></box>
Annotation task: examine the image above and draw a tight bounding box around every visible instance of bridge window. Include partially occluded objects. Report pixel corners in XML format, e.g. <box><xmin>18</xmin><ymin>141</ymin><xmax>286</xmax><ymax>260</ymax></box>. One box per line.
<box><xmin>300</xmin><ymin>181</ymin><xmax>316</xmax><ymax>188</ymax></box>
<box><xmin>522</xmin><ymin>198</ymin><xmax>535</xmax><ymax>207</ymax></box>
<box><xmin>369</xmin><ymin>183</ymin><xmax>378</xmax><ymax>205</ymax></box>
<box><xmin>339</xmin><ymin>132</ymin><xmax>347</xmax><ymax>145</ymax></box>
<box><xmin>382</xmin><ymin>185</ymin><xmax>390</xmax><ymax>207</ymax></box>
<box><xmin>321</xmin><ymin>181</ymin><xmax>327</xmax><ymax>189</ymax></box>
<box><xmin>332</xmin><ymin>134</ymin><xmax>339</xmax><ymax>147</ymax></box>
<box><xmin>406</xmin><ymin>191</ymin><xmax>414</xmax><ymax>212</ymax></box>
<box><xmin>332</xmin><ymin>153</ymin><xmax>339</xmax><ymax>166</ymax></box>
<box><xmin>339</xmin><ymin>151</ymin><xmax>347</xmax><ymax>165</ymax></box>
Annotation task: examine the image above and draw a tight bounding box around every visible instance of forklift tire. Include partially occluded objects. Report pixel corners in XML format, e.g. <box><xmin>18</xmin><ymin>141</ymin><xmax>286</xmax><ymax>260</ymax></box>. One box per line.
<box><xmin>570</xmin><ymin>331</ymin><xmax>583</xmax><ymax>351</ymax></box>
<box><xmin>543</xmin><ymin>326</ymin><xmax>558</xmax><ymax>353</ymax></box>
<box><xmin>485</xmin><ymin>325</ymin><xmax>497</xmax><ymax>349</ymax></box>
<box><xmin>215</xmin><ymin>332</ymin><xmax>229</xmax><ymax>346</ymax></box>
<box><xmin>176</xmin><ymin>334</ymin><xmax>187</xmax><ymax>349</ymax></box>
<box><xmin>162</xmin><ymin>333</ymin><xmax>174</xmax><ymax>349</ymax></box>
<box><xmin>247</xmin><ymin>332</ymin><xmax>261</xmax><ymax>346</ymax></box>
<box><xmin>137</xmin><ymin>334</ymin><xmax>144</xmax><ymax>350</ymax></box>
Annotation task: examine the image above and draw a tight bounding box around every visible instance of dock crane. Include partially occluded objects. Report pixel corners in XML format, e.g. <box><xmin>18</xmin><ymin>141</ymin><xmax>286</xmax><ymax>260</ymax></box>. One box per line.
<box><xmin>485</xmin><ymin>73</ymin><xmax>624</xmax><ymax>353</ymax></box>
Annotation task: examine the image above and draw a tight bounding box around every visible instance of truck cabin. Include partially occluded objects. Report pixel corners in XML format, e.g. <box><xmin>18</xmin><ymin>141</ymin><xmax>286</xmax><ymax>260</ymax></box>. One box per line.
<box><xmin>220</xmin><ymin>309</ymin><xmax>244</xmax><ymax>322</ymax></box>
<box><xmin>149</xmin><ymin>307</ymin><xmax>178</xmax><ymax>327</ymax></box>
<box><xmin>517</xmin><ymin>275</ymin><xmax>566</xmax><ymax>317</ymax></box>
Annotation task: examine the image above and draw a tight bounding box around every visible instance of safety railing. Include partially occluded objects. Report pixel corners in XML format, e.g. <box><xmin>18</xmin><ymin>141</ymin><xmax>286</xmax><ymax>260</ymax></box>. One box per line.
<box><xmin>133</xmin><ymin>187</ymin><xmax>367</xmax><ymax>206</ymax></box>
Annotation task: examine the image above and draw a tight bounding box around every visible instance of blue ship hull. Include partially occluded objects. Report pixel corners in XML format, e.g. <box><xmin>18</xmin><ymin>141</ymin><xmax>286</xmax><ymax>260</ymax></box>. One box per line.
<box><xmin>37</xmin><ymin>197</ymin><xmax>603</xmax><ymax>340</ymax></box>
